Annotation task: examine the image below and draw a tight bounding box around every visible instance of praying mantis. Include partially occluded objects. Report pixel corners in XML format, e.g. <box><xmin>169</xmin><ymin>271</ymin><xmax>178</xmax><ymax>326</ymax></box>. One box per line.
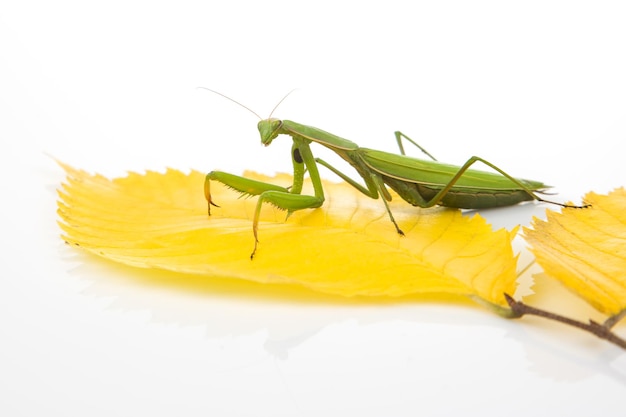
<box><xmin>202</xmin><ymin>90</ymin><xmax>587</xmax><ymax>259</ymax></box>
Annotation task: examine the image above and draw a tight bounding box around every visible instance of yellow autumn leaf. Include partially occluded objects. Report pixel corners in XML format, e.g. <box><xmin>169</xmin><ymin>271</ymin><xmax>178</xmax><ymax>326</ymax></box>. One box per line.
<box><xmin>523</xmin><ymin>188</ymin><xmax>626</xmax><ymax>316</ymax></box>
<box><xmin>57</xmin><ymin>163</ymin><xmax>518</xmax><ymax>311</ymax></box>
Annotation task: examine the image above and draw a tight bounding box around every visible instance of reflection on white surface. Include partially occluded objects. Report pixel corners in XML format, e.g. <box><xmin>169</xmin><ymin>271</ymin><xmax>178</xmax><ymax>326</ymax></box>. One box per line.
<box><xmin>45</xmin><ymin>242</ymin><xmax>626</xmax><ymax>415</ymax></box>
<box><xmin>64</xmin><ymin>244</ymin><xmax>626</xmax><ymax>378</ymax></box>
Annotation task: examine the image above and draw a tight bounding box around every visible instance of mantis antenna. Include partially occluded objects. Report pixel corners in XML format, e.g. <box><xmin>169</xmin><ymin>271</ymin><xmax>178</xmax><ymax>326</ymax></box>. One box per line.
<box><xmin>197</xmin><ymin>87</ymin><xmax>262</xmax><ymax>120</ymax></box>
<box><xmin>198</xmin><ymin>87</ymin><xmax>297</xmax><ymax>120</ymax></box>
<box><xmin>268</xmin><ymin>89</ymin><xmax>297</xmax><ymax>118</ymax></box>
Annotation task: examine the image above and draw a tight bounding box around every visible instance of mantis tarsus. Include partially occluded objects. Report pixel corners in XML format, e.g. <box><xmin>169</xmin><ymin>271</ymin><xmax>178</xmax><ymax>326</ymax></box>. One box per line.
<box><xmin>202</xmin><ymin>90</ymin><xmax>588</xmax><ymax>259</ymax></box>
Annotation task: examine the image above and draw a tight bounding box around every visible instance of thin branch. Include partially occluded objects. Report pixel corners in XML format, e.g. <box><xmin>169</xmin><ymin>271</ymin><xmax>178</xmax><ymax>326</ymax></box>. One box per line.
<box><xmin>504</xmin><ymin>294</ymin><xmax>626</xmax><ymax>350</ymax></box>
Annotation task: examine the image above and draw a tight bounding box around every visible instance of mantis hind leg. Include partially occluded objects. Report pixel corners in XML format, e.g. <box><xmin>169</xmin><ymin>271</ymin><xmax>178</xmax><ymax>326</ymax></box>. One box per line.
<box><xmin>394</xmin><ymin>131</ymin><xmax>438</xmax><ymax>161</ymax></box>
<box><xmin>419</xmin><ymin>156</ymin><xmax>589</xmax><ymax>209</ymax></box>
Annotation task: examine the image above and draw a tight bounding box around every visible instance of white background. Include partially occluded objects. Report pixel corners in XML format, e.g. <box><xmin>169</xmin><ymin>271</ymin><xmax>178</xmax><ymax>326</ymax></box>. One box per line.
<box><xmin>2</xmin><ymin>1</ymin><xmax>626</xmax><ymax>415</ymax></box>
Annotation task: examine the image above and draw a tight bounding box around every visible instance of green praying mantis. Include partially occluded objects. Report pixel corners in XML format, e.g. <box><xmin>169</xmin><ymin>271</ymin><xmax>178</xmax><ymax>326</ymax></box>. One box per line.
<box><xmin>202</xmin><ymin>90</ymin><xmax>587</xmax><ymax>259</ymax></box>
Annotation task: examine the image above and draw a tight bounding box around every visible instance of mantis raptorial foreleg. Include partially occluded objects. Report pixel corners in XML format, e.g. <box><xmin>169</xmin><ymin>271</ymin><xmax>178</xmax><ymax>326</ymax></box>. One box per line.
<box><xmin>206</xmin><ymin>171</ymin><xmax>325</xmax><ymax>258</ymax></box>
<box><xmin>250</xmin><ymin>190</ymin><xmax>324</xmax><ymax>258</ymax></box>
<box><xmin>204</xmin><ymin>171</ymin><xmax>289</xmax><ymax>214</ymax></box>
<box><xmin>206</xmin><ymin>138</ymin><xmax>329</xmax><ymax>258</ymax></box>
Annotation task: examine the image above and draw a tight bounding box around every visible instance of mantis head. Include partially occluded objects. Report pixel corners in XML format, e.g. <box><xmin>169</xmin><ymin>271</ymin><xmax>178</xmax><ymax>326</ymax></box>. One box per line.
<box><xmin>258</xmin><ymin>118</ymin><xmax>283</xmax><ymax>146</ymax></box>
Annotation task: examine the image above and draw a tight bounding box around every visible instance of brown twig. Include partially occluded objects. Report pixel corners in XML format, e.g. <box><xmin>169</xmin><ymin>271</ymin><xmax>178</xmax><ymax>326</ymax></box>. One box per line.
<box><xmin>504</xmin><ymin>294</ymin><xmax>626</xmax><ymax>350</ymax></box>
